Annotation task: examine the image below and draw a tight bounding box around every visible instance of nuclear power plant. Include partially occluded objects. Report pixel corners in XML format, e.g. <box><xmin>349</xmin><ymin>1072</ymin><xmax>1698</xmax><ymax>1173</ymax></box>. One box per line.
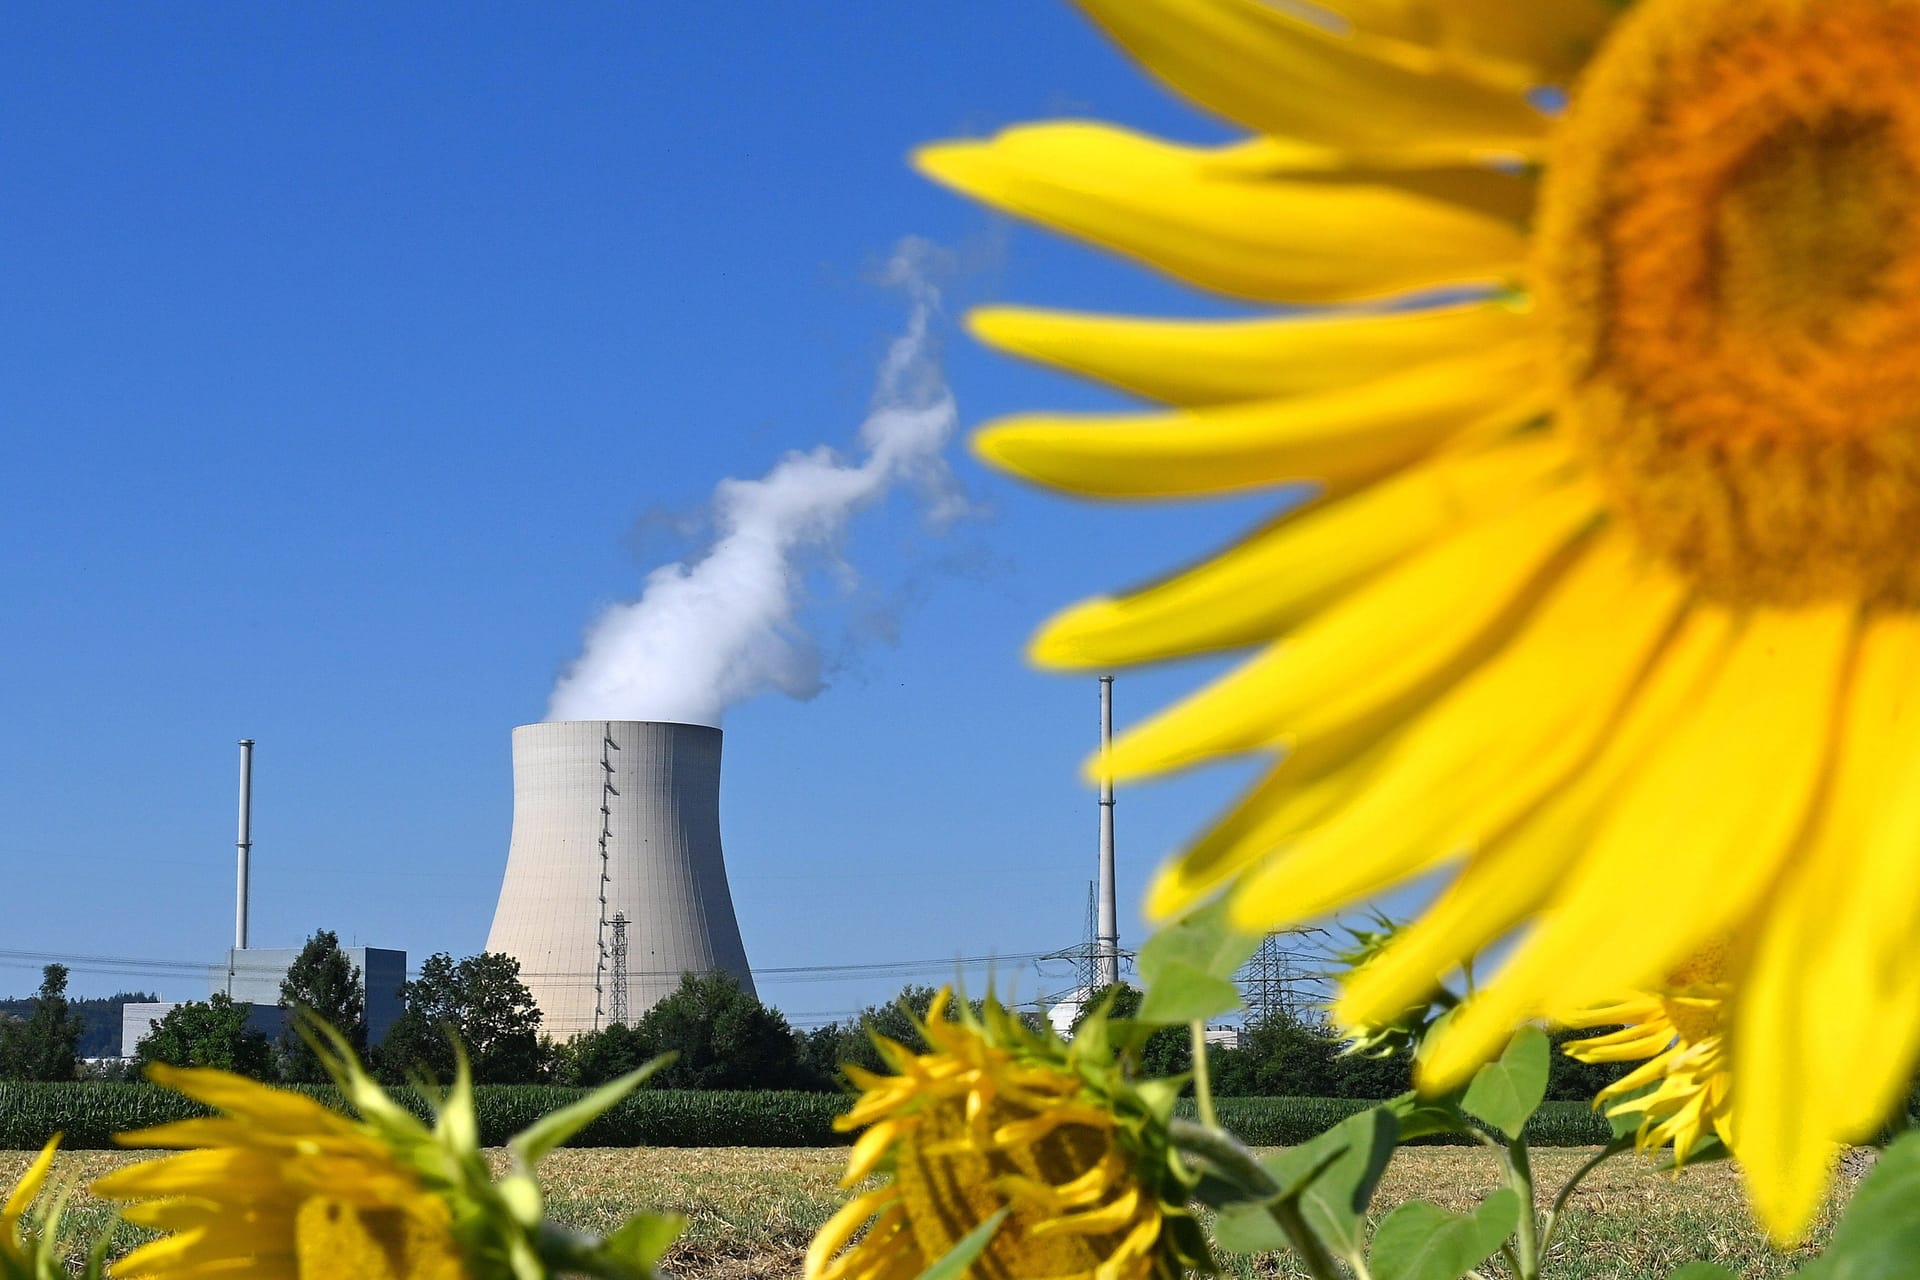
<box><xmin>486</xmin><ymin>720</ymin><xmax>755</xmax><ymax>1037</ymax></box>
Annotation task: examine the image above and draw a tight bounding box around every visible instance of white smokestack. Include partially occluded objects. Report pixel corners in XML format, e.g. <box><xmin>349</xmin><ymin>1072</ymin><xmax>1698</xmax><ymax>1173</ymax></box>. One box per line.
<box><xmin>546</xmin><ymin>238</ymin><xmax>963</xmax><ymax>726</ymax></box>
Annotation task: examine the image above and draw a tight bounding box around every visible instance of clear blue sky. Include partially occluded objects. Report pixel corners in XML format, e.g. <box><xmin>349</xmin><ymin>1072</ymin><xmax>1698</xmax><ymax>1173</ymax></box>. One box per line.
<box><xmin>1</xmin><ymin>5</ymin><xmax>1377</xmax><ymax>1026</ymax></box>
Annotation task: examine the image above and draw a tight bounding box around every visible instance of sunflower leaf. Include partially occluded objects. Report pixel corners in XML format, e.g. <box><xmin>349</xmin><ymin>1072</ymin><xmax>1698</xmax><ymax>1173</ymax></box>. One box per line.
<box><xmin>1386</xmin><ymin>1090</ymin><xmax>1469</xmax><ymax>1141</ymax></box>
<box><xmin>1262</xmin><ymin>1106</ymin><xmax>1399</xmax><ymax>1261</ymax></box>
<box><xmin>1136</xmin><ymin>960</ymin><xmax>1243</xmax><ymax>1024</ymax></box>
<box><xmin>1461</xmin><ymin>1026</ymin><xmax>1549</xmax><ymax>1140</ymax></box>
<box><xmin>1368</xmin><ymin>1188</ymin><xmax>1519</xmax><ymax>1280</ymax></box>
<box><xmin>1138</xmin><ymin>899</ymin><xmax>1262</xmax><ymax>988</ymax></box>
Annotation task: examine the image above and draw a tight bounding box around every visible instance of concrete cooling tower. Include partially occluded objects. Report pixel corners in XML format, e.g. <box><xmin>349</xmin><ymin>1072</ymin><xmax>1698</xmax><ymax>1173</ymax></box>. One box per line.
<box><xmin>486</xmin><ymin>720</ymin><xmax>755</xmax><ymax>1037</ymax></box>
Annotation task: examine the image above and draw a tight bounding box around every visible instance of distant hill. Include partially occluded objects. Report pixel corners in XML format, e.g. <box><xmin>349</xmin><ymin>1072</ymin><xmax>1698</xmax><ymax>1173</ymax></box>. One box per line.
<box><xmin>0</xmin><ymin>991</ymin><xmax>159</xmax><ymax>1059</ymax></box>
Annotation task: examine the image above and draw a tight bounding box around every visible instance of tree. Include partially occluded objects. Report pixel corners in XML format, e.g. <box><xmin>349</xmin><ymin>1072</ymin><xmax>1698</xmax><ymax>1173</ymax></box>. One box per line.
<box><xmin>377</xmin><ymin>952</ymin><xmax>547</xmax><ymax>1084</ymax></box>
<box><xmin>630</xmin><ymin>972</ymin><xmax>807</xmax><ymax>1091</ymax></box>
<box><xmin>0</xmin><ymin>966</ymin><xmax>84</xmax><ymax>1081</ymax></box>
<box><xmin>1213</xmin><ymin>1015</ymin><xmax>1340</xmax><ymax>1097</ymax></box>
<box><xmin>136</xmin><ymin>993</ymin><xmax>276</xmax><ymax>1079</ymax></box>
<box><xmin>553</xmin><ymin>1022</ymin><xmax>653</xmax><ymax>1088</ymax></box>
<box><xmin>277</xmin><ymin>929</ymin><xmax>366</xmax><ymax>1082</ymax></box>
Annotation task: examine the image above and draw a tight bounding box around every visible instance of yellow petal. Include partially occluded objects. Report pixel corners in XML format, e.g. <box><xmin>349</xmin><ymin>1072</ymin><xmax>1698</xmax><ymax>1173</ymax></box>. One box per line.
<box><xmin>977</xmin><ymin>343</ymin><xmax>1542</xmax><ymax>502</ymax></box>
<box><xmin>915</xmin><ymin>123</ymin><xmax>1528</xmax><ymax>304</ymax></box>
<box><xmin>1</xmin><ymin>1137</ymin><xmax>59</xmax><ymax>1229</ymax></box>
<box><xmin>1068</xmin><ymin>0</ymin><xmax>1547</xmax><ymax>162</ymax></box>
<box><xmin>842</xmin><ymin>1121</ymin><xmax>900</xmax><ymax>1188</ymax></box>
<box><xmin>138</xmin><ymin>1065</ymin><xmax>352</xmax><ymax>1137</ymax></box>
<box><xmin>1734</xmin><ymin>613</ymin><xmax>1920</xmax><ymax>1243</ymax></box>
<box><xmin>1325</xmin><ymin>0</ymin><xmax>1617</xmax><ymax>82</ymax></box>
<box><xmin>968</xmin><ymin>299</ymin><xmax>1537</xmax><ymax>408</ymax></box>
<box><xmin>1033</xmin><ymin>435</ymin><xmax>1573</xmax><ymax>668</ymax></box>
<box><xmin>1342</xmin><ymin>607</ymin><xmax>1736</xmax><ymax>1032</ymax></box>
<box><xmin>1230</xmin><ymin>531</ymin><xmax>1685</xmax><ymax>930</ymax></box>
<box><xmin>1425</xmin><ymin>604</ymin><xmax>1856</xmax><ymax>1087</ymax></box>
<box><xmin>1147</xmin><ymin>738</ymin><xmax>1393</xmax><ymax>919</ymax></box>
<box><xmin>1103</xmin><ymin>480</ymin><xmax>1599</xmax><ymax>781</ymax></box>
<box><xmin>805</xmin><ymin>1188</ymin><xmax>896</xmax><ymax>1280</ymax></box>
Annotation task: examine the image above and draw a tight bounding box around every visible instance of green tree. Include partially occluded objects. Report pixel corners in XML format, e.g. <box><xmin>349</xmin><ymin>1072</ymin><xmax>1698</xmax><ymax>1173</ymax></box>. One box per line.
<box><xmin>136</xmin><ymin>993</ymin><xmax>277</xmax><ymax>1079</ymax></box>
<box><xmin>1213</xmin><ymin>1015</ymin><xmax>1341</xmax><ymax>1097</ymax></box>
<box><xmin>630</xmin><ymin>972</ymin><xmax>806</xmax><ymax>1091</ymax></box>
<box><xmin>553</xmin><ymin>1022</ymin><xmax>653</xmax><ymax>1087</ymax></box>
<box><xmin>377</xmin><ymin>952</ymin><xmax>547</xmax><ymax>1084</ymax></box>
<box><xmin>0</xmin><ymin>965</ymin><xmax>84</xmax><ymax>1081</ymax></box>
<box><xmin>277</xmin><ymin>929</ymin><xmax>366</xmax><ymax>1082</ymax></box>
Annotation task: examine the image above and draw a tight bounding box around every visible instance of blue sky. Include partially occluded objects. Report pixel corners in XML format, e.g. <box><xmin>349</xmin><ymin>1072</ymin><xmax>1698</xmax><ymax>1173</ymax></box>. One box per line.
<box><xmin>1</xmin><ymin>5</ymin><xmax>1370</xmax><ymax>1026</ymax></box>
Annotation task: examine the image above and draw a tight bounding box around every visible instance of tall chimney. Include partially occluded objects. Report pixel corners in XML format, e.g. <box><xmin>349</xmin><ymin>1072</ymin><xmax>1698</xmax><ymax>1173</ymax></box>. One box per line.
<box><xmin>235</xmin><ymin>738</ymin><xmax>254</xmax><ymax>951</ymax></box>
<box><xmin>1096</xmin><ymin>677</ymin><xmax>1119</xmax><ymax>988</ymax></box>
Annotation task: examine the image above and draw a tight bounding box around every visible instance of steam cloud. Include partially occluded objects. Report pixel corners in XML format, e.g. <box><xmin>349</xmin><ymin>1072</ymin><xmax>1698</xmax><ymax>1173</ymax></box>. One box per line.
<box><xmin>546</xmin><ymin>239</ymin><xmax>964</xmax><ymax>727</ymax></box>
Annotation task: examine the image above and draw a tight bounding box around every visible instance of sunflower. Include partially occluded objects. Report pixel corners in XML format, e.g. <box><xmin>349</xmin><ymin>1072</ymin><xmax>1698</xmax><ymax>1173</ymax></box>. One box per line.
<box><xmin>1559</xmin><ymin>949</ymin><xmax>1738</xmax><ymax>1168</ymax></box>
<box><xmin>916</xmin><ymin>0</ymin><xmax>1920</xmax><ymax>1243</ymax></box>
<box><xmin>2</xmin><ymin>1138</ymin><xmax>80</xmax><ymax>1280</ymax></box>
<box><xmin>94</xmin><ymin>1029</ymin><xmax>675</xmax><ymax>1280</ymax></box>
<box><xmin>94</xmin><ymin>1063</ymin><xmax>469</xmax><ymax>1280</ymax></box>
<box><xmin>804</xmin><ymin>990</ymin><xmax>1206</xmax><ymax>1280</ymax></box>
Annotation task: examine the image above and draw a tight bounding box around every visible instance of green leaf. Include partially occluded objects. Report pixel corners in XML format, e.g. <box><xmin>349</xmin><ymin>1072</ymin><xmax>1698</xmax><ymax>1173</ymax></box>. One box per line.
<box><xmin>1665</xmin><ymin>1266</ymin><xmax>1738</xmax><ymax>1280</ymax></box>
<box><xmin>1136</xmin><ymin>961</ymin><xmax>1243</xmax><ymax>1024</ymax></box>
<box><xmin>603</xmin><ymin>1212</ymin><xmax>686</xmax><ymax>1274</ymax></box>
<box><xmin>1461</xmin><ymin>1026</ymin><xmax>1550</xmax><ymax>1140</ymax></box>
<box><xmin>1263</xmin><ymin>1106</ymin><xmax>1399</xmax><ymax>1261</ymax></box>
<box><xmin>1386</xmin><ymin>1090</ymin><xmax>1468</xmax><ymax>1142</ymax></box>
<box><xmin>1138</xmin><ymin>899</ymin><xmax>1261</xmax><ymax>988</ymax></box>
<box><xmin>1796</xmin><ymin>1133</ymin><xmax>1920</xmax><ymax>1279</ymax></box>
<box><xmin>913</xmin><ymin>1208</ymin><xmax>1009</xmax><ymax>1280</ymax></box>
<box><xmin>1370</xmin><ymin>1187</ymin><xmax>1520</xmax><ymax>1280</ymax></box>
<box><xmin>1211</xmin><ymin>1139</ymin><xmax>1352</xmax><ymax>1252</ymax></box>
<box><xmin>508</xmin><ymin>1053</ymin><xmax>675</xmax><ymax>1164</ymax></box>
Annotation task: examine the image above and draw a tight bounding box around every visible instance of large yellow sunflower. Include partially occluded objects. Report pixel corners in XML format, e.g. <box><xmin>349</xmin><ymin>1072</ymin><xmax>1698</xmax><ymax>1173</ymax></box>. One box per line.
<box><xmin>916</xmin><ymin>0</ymin><xmax>1920</xmax><ymax>1243</ymax></box>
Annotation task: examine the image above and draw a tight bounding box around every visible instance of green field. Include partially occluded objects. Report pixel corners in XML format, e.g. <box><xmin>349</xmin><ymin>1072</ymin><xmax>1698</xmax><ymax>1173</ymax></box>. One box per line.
<box><xmin>1</xmin><ymin>1145</ymin><xmax>1850</xmax><ymax>1279</ymax></box>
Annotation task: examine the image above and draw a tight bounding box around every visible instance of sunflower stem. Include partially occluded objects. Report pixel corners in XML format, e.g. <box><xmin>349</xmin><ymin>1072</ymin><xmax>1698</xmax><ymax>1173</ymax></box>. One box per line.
<box><xmin>1189</xmin><ymin>1021</ymin><xmax>1218</xmax><ymax>1130</ymax></box>
<box><xmin>1166</xmin><ymin>1121</ymin><xmax>1344</xmax><ymax>1280</ymax></box>
<box><xmin>1505</xmin><ymin>1137</ymin><xmax>1541</xmax><ymax>1280</ymax></box>
<box><xmin>1539</xmin><ymin>1139</ymin><xmax>1629</xmax><ymax>1254</ymax></box>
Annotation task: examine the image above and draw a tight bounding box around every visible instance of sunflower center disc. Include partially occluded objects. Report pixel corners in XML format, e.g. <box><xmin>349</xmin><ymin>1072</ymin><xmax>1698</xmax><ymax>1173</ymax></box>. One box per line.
<box><xmin>1539</xmin><ymin>0</ymin><xmax>1920</xmax><ymax>605</ymax></box>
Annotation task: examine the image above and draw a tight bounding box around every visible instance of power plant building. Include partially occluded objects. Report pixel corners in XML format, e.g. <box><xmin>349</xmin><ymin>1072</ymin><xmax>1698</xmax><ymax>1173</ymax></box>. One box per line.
<box><xmin>486</xmin><ymin>720</ymin><xmax>755</xmax><ymax>1037</ymax></box>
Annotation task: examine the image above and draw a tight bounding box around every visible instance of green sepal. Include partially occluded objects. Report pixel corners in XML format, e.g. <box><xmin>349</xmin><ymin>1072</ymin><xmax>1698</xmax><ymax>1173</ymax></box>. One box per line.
<box><xmin>912</xmin><ymin>1207</ymin><xmax>1009</xmax><ymax>1280</ymax></box>
<box><xmin>1368</xmin><ymin>1188</ymin><xmax>1519</xmax><ymax>1280</ymax></box>
<box><xmin>1461</xmin><ymin>1026</ymin><xmax>1550</xmax><ymax>1140</ymax></box>
<box><xmin>509</xmin><ymin>1053</ymin><xmax>675</xmax><ymax>1165</ymax></box>
<box><xmin>1654</xmin><ymin>1134</ymin><xmax>1730</xmax><ymax>1173</ymax></box>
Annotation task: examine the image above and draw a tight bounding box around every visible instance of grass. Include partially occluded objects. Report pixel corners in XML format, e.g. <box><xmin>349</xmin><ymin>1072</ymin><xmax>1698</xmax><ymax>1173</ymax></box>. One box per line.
<box><xmin>1</xmin><ymin>1145</ymin><xmax>1852</xmax><ymax>1279</ymax></box>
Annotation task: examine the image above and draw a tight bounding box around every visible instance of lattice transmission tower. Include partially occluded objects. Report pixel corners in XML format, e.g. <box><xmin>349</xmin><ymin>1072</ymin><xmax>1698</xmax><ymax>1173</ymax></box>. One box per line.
<box><xmin>608</xmin><ymin>913</ymin><xmax>630</xmax><ymax>1027</ymax></box>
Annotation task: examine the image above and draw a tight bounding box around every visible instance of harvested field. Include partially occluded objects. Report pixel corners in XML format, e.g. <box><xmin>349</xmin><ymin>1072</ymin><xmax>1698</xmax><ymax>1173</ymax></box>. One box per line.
<box><xmin>1</xmin><ymin>1145</ymin><xmax>1849</xmax><ymax>1279</ymax></box>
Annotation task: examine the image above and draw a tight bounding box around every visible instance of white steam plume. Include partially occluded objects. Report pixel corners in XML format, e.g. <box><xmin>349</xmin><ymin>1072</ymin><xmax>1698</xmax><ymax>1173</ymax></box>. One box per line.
<box><xmin>546</xmin><ymin>239</ymin><xmax>963</xmax><ymax>726</ymax></box>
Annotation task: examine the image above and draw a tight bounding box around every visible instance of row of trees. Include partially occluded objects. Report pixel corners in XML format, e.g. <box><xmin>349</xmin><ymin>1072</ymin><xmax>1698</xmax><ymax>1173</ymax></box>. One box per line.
<box><xmin>6</xmin><ymin>948</ymin><xmax>1626</xmax><ymax>1099</ymax></box>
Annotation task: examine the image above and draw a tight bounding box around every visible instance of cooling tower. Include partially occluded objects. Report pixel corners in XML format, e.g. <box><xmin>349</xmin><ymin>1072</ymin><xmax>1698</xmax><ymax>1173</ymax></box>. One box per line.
<box><xmin>486</xmin><ymin>720</ymin><xmax>755</xmax><ymax>1037</ymax></box>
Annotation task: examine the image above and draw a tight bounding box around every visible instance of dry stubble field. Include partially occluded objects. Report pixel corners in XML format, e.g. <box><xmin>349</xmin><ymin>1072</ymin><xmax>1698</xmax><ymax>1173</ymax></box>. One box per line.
<box><xmin>1</xmin><ymin>1146</ymin><xmax>1850</xmax><ymax>1279</ymax></box>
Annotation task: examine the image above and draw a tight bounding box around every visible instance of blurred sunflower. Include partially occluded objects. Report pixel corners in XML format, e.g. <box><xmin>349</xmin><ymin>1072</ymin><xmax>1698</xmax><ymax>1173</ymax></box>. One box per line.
<box><xmin>805</xmin><ymin>989</ymin><xmax>1207</xmax><ymax>1280</ymax></box>
<box><xmin>94</xmin><ymin>1028</ymin><xmax>674</xmax><ymax>1280</ymax></box>
<box><xmin>2</xmin><ymin>1137</ymin><xmax>86</xmax><ymax>1280</ymax></box>
<box><xmin>917</xmin><ymin>0</ymin><xmax>1920</xmax><ymax>1242</ymax></box>
<box><xmin>1559</xmin><ymin>949</ymin><xmax>1738</xmax><ymax>1168</ymax></box>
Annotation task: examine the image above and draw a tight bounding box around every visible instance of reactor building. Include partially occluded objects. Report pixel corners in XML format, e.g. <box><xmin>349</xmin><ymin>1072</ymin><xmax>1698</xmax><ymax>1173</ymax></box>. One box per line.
<box><xmin>485</xmin><ymin>720</ymin><xmax>755</xmax><ymax>1037</ymax></box>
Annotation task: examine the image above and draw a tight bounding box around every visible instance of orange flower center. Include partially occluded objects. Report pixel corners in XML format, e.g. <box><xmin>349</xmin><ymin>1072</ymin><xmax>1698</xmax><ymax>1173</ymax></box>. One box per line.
<box><xmin>1539</xmin><ymin>0</ymin><xmax>1920</xmax><ymax>604</ymax></box>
